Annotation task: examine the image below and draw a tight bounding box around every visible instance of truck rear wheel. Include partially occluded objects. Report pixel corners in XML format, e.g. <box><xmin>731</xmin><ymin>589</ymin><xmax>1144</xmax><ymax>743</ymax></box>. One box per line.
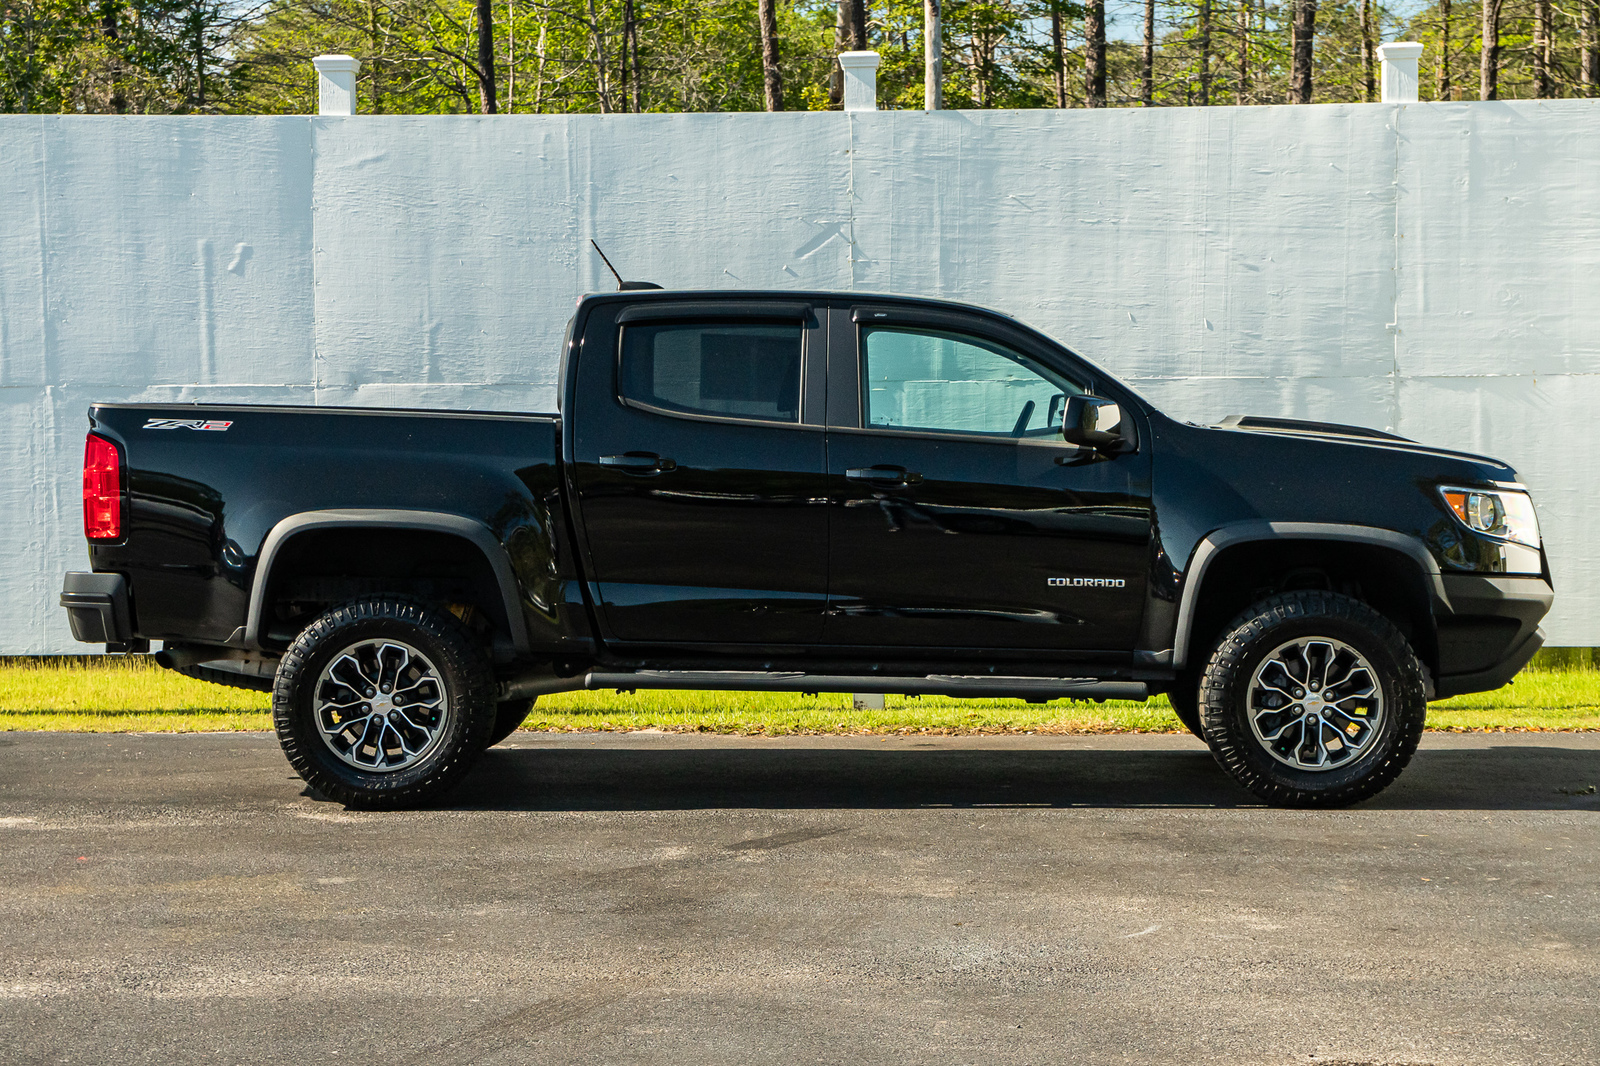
<box><xmin>1198</xmin><ymin>590</ymin><xmax>1426</xmax><ymax>807</ymax></box>
<box><xmin>273</xmin><ymin>599</ymin><xmax>496</xmax><ymax>809</ymax></box>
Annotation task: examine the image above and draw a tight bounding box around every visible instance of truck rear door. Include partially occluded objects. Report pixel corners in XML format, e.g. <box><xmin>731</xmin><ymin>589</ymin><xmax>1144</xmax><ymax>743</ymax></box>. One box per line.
<box><xmin>566</xmin><ymin>298</ymin><xmax>830</xmax><ymax>648</ymax></box>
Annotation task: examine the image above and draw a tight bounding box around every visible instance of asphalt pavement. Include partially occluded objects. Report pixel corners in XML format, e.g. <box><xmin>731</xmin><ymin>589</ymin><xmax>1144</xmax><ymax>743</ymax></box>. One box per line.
<box><xmin>1</xmin><ymin>729</ymin><xmax>1596</xmax><ymax>1065</ymax></box>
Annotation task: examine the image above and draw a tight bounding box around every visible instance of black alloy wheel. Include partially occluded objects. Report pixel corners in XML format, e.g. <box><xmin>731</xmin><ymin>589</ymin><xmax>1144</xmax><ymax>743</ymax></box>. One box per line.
<box><xmin>1198</xmin><ymin>590</ymin><xmax>1427</xmax><ymax>807</ymax></box>
<box><xmin>273</xmin><ymin>598</ymin><xmax>497</xmax><ymax>809</ymax></box>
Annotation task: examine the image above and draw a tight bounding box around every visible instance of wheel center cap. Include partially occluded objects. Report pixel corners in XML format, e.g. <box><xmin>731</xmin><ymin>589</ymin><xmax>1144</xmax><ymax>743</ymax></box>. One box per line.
<box><xmin>372</xmin><ymin>696</ymin><xmax>393</xmax><ymax>715</ymax></box>
<box><xmin>1304</xmin><ymin>694</ymin><xmax>1325</xmax><ymax>713</ymax></box>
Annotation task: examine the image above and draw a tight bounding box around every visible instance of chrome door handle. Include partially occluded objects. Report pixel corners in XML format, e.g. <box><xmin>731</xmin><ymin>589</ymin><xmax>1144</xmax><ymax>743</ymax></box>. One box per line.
<box><xmin>600</xmin><ymin>453</ymin><xmax>676</xmax><ymax>475</ymax></box>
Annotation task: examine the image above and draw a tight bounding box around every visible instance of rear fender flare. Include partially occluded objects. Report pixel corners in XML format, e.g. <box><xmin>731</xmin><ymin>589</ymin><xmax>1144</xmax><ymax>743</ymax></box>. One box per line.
<box><xmin>242</xmin><ymin>509</ymin><xmax>529</xmax><ymax>653</ymax></box>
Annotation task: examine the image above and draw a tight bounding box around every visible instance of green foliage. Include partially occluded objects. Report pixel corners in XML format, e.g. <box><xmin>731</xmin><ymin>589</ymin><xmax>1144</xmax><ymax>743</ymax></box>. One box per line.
<box><xmin>1402</xmin><ymin>0</ymin><xmax>1600</xmax><ymax>100</ymax></box>
<box><xmin>2</xmin><ymin>0</ymin><xmax>253</xmax><ymax>113</ymax></box>
<box><xmin>4</xmin><ymin>0</ymin><xmax>1598</xmax><ymax>113</ymax></box>
<box><xmin>220</xmin><ymin>0</ymin><xmax>840</xmax><ymax>114</ymax></box>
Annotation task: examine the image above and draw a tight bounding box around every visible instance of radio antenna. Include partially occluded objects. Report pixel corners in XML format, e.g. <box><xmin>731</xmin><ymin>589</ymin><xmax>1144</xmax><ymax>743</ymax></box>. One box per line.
<box><xmin>590</xmin><ymin>240</ymin><xmax>625</xmax><ymax>290</ymax></box>
<box><xmin>588</xmin><ymin>240</ymin><xmax>663</xmax><ymax>292</ymax></box>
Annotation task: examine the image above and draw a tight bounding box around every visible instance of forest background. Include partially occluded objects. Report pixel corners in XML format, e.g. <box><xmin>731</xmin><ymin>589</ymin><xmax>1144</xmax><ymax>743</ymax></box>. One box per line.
<box><xmin>3</xmin><ymin>0</ymin><xmax>1599</xmax><ymax>118</ymax></box>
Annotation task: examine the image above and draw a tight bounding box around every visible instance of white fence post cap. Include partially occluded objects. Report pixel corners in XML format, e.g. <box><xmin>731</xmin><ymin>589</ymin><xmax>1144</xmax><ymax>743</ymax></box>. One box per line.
<box><xmin>312</xmin><ymin>54</ymin><xmax>362</xmax><ymax>74</ymax></box>
<box><xmin>312</xmin><ymin>54</ymin><xmax>361</xmax><ymax>116</ymax></box>
<box><xmin>1377</xmin><ymin>42</ymin><xmax>1424</xmax><ymax>61</ymax></box>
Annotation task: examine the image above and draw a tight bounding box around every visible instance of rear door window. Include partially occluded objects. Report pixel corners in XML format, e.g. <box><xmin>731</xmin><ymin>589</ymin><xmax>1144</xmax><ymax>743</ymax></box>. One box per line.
<box><xmin>620</xmin><ymin>322</ymin><xmax>803</xmax><ymax>423</ymax></box>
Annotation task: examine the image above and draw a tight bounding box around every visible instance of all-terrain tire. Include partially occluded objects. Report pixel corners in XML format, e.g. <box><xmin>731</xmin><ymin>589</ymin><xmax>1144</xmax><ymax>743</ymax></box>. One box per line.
<box><xmin>273</xmin><ymin>598</ymin><xmax>497</xmax><ymax>809</ymax></box>
<box><xmin>486</xmin><ymin>698</ymin><xmax>536</xmax><ymax>748</ymax></box>
<box><xmin>1198</xmin><ymin>590</ymin><xmax>1427</xmax><ymax>808</ymax></box>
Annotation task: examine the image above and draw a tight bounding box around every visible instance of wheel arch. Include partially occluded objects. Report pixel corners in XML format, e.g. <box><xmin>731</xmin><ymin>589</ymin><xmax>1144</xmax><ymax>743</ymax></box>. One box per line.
<box><xmin>1172</xmin><ymin>522</ymin><xmax>1447</xmax><ymax>676</ymax></box>
<box><xmin>244</xmin><ymin>510</ymin><xmax>529</xmax><ymax>655</ymax></box>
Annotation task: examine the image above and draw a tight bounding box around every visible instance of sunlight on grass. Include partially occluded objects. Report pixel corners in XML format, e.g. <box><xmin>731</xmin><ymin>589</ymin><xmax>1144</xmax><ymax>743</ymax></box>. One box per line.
<box><xmin>0</xmin><ymin>655</ymin><xmax>1595</xmax><ymax>734</ymax></box>
<box><xmin>0</xmin><ymin>656</ymin><xmax>270</xmax><ymax>732</ymax></box>
<box><xmin>1425</xmin><ymin>668</ymin><xmax>1600</xmax><ymax>732</ymax></box>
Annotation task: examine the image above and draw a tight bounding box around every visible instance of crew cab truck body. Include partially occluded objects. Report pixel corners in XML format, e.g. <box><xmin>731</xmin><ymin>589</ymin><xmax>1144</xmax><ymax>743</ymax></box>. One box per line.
<box><xmin>62</xmin><ymin>291</ymin><xmax>1553</xmax><ymax>808</ymax></box>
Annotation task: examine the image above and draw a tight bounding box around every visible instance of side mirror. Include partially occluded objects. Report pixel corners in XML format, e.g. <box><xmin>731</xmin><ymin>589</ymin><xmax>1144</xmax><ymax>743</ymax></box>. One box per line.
<box><xmin>1061</xmin><ymin>395</ymin><xmax>1128</xmax><ymax>450</ymax></box>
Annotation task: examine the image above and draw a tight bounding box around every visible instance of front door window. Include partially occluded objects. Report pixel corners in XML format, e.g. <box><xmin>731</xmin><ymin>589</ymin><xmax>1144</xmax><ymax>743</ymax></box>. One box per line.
<box><xmin>862</xmin><ymin>327</ymin><xmax>1084</xmax><ymax>438</ymax></box>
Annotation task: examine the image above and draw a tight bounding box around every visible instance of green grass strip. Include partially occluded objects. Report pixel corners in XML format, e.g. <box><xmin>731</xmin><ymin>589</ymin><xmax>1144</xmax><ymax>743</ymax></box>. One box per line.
<box><xmin>1</xmin><ymin>656</ymin><xmax>1596</xmax><ymax>734</ymax></box>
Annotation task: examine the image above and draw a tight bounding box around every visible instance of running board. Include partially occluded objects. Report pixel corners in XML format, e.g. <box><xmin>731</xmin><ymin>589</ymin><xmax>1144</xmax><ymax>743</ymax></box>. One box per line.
<box><xmin>500</xmin><ymin>670</ymin><xmax>1147</xmax><ymax>703</ymax></box>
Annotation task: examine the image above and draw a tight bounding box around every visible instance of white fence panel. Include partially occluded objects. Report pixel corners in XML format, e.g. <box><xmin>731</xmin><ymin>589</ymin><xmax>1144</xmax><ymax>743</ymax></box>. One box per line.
<box><xmin>0</xmin><ymin>102</ymin><xmax>1594</xmax><ymax>653</ymax></box>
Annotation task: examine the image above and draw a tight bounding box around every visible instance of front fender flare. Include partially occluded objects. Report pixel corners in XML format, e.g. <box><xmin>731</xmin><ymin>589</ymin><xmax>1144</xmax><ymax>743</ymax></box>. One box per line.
<box><xmin>1168</xmin><ymin>521</ymin><xmax>1447</xmax><ymax>671</ymax></box>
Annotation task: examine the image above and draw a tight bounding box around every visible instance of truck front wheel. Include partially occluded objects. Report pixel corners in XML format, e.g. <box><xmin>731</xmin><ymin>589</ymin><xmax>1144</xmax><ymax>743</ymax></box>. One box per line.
<box><xmin>273</xmin><ymin>599</ymin><xmax>497</xmax><ymax>809</ymax></box>
<box><xmin>1198</xmin><ymin>591</ymin><xmax>1426</xmax><ymax>807</ymax></box>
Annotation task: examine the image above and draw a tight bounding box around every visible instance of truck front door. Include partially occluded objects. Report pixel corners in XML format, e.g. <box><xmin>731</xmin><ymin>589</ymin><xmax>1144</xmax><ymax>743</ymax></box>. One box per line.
<box><xmin>822</xmin><ymin>306</ymin><xmax>1152</xmax><ymax>656</ymax></box>
<box><xmin>568</xmin><ymin>300</ymin><xmax>829</xmax><ymax>648</ymax></box>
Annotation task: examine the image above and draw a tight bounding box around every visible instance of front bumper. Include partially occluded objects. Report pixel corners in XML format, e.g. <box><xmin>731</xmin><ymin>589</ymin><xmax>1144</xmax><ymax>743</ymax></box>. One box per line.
<box><xmin>60</xmin><ymin>572</ymin><xmax>148</xmax><ymax>653</ymax></box>
<box><xmin>1432</xmin><ymin>573</ymin><xmax>1553</xmax><ymax>699</ymax></box>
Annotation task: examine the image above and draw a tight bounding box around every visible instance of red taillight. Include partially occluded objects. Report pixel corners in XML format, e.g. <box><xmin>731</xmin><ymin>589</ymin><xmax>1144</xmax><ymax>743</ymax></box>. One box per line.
<box><xmin>83</xmin><ymin>433</ymin><xmax>122</xmax><ymax>540</ymax></box>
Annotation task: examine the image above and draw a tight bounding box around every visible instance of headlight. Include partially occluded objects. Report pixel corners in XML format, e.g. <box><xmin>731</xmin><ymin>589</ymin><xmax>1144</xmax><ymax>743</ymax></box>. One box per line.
<box><xmin>1439</xmin><ymin>486</ymin><xmax>1541</xmax><ymax>548</ymax></box>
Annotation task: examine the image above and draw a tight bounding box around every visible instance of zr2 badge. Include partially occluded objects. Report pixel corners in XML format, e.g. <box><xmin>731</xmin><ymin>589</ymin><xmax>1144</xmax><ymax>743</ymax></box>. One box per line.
<box><xmin>142</xmin><ymin>418</ymin><xmax>233</xmax><ymax>432</ymax></box>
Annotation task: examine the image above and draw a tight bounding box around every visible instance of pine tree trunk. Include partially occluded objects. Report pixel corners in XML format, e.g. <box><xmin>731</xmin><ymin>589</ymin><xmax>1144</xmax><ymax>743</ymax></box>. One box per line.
<box><xmin>925</xmin><ymin>0</ymin><xmax>942</xmax><ymax>108</ymax></box>
<box><xmin>1142</xmin><ymin>0</ymin><xmax>1154</xmax><ymax>105</ymax></box>
<box><xmin>100</xmin><ymin>0</ymin><xmax>126</xmax><ymax>113</ymax></box>
<box><xmin>1085</xmin><ymin>0</ymin><xmax>1106</xmax><ymax>107</ymax></box>
<box><xmin>1290</xmin><ymin>0</ymin><xmax>1316</xmax><ymax>103</ymax></box>
<box><xmin>1360</xmin><ymin>0</ymin><xmax>1375</xmax><ymax>102</ymax></box>
<box><xmin>1438</xmin><ymin>0</ymin><xmax>1452</xmax><ymax>99</ymax></box>
<box><xmin>1586</xmin><ymin>1</ymin><xmax>1600</xmax><ymax>98</ymax></box>
<box><xmin>192</xmin><ymin>6</ymin><xmax>206</xmax><ymax>109</ymax></box>
<box><xmin>1051</xmin><ymin>8</ymin><xmax>1066</xmax><ymax>107</ymax></box>
<box><xmin>1237</xmin><ymin>0</ymin><xmax>1250</xmax><ymax>103</ymax></box>
<box><xmin>617</xmin><ymin>0</ymin><xmax>630</xmax><ymax>111</ymax></box>
<box><xmin>630</xmin><ymin>6</ymin><xmax>643</xmax><ymax>112</ymax></box>
<box><xmin>476</xmin><ymin>0</ymin><xmax>498</xmax><ymax>112</ymax></box>
<box><xmin>1197</xmin><ymin>0</ymin><xmax>1210</xmax><ymax>106</ymax></box>
<box><xmin>1480</xmin><ymin>0</ymin><xmax>1501</xmax><ymax>101</ymax></box>
<box><xmin>1534</xmin><ymin>0</ymin><xmax>1551</xmax><ymax>98</ymax></box>
<box><xmin>759</xmin><ymin>0</ymin><xmax>783</xmax><ymax>110</ymax></box>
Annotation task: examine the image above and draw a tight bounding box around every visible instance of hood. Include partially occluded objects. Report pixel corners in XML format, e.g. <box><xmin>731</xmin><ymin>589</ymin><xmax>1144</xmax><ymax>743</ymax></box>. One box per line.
<box><xmin>1209</xmin><ymin>415</ymin><xmax>1514</xmax><ymax>475</ymax></box>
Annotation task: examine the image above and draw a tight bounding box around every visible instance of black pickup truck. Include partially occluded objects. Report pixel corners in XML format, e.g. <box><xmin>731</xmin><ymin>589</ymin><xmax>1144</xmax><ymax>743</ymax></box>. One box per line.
<box><xmin>61</xmin><ymin>290</ymin><xmax>1552</xmax><ymax>808</ymax></box>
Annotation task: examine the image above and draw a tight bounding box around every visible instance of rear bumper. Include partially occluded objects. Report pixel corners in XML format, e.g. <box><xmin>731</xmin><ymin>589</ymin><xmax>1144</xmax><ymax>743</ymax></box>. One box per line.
<box><xmin>1432</xmin><ymin>574</ymin><xmax>1553</xmax><ymax>700</ymax></box>
<box><xmin>60</xmin><ymin>572</ymin><xmax>148</xmax><ymax>653</ymax></box>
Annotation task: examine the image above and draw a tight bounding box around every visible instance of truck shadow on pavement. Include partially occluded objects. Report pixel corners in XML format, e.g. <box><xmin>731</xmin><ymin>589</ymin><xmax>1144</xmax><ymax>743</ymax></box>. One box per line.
<box><xmin>448</xmin><ymin>743</ymin><xmax>1600</xmax><ymax>813</ymax></box>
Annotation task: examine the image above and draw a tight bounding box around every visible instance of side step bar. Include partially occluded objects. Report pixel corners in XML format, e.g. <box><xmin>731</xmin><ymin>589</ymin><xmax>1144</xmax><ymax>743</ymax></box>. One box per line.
<box><xmin>501</xmin><ymin>669</ymin><xmax>1147</xmax><ymax>703</ymax></box>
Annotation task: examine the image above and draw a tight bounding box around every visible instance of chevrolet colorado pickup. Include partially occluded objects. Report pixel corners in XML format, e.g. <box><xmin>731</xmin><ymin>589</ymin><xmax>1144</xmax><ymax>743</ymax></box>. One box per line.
<box><xmin>61</xmin><ymin>290</ymin><xmax>1553</xmax><ymax>808</ymax></box>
